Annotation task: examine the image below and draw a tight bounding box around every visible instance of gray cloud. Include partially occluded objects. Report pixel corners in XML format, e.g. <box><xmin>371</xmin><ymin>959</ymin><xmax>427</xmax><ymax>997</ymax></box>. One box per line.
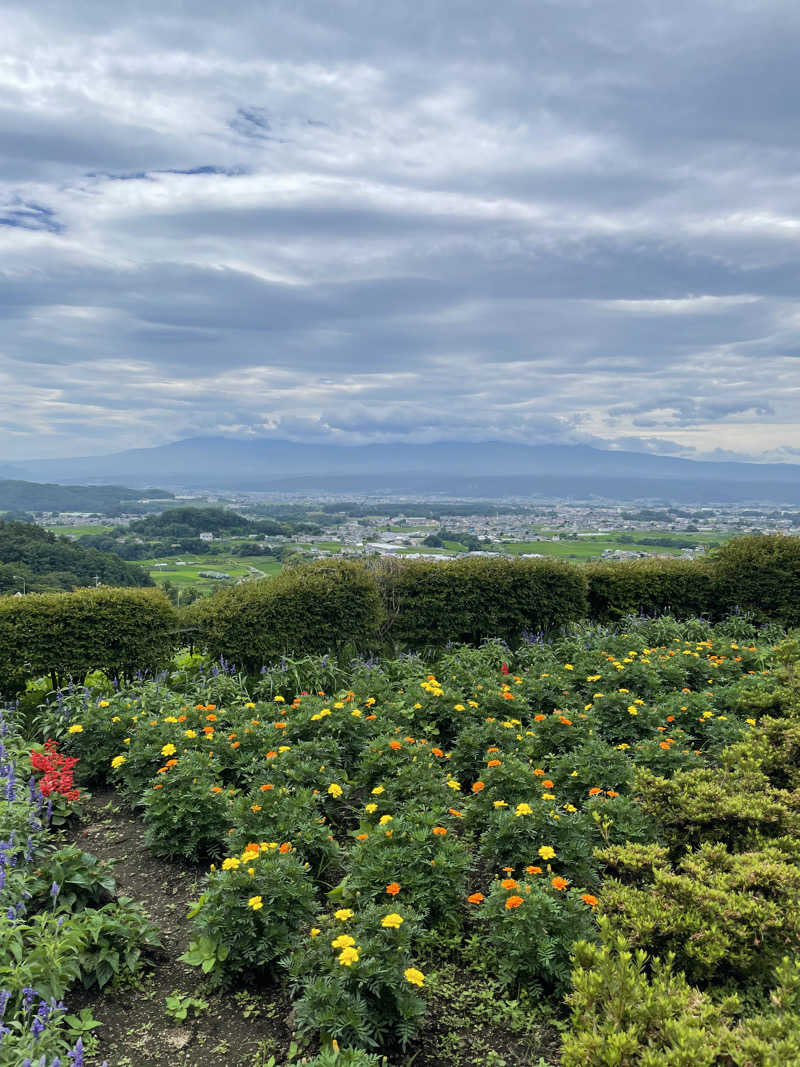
<box><xmin>1</xmin><ymin>0</ymin><xmax>800</xmax><ymax>461</ymax></box>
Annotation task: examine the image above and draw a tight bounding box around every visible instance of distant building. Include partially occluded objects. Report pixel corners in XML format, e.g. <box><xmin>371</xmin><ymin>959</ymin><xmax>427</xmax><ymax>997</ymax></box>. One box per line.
<box><xmin>199</xmin><ymin>532</ymin><xmax>214</xmax><ymax>541</ymax></box>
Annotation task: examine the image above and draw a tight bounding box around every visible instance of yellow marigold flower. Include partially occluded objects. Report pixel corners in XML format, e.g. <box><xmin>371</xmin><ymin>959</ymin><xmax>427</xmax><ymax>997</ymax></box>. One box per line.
<box><xmin>338</xmin><ymin>946</ymin><xmax>359</xmax><ymax>966</ymax></box>
<box><xmin>564</xmin><ymin>664</ymin><xmax>574</xmax><ymax>670</ymax></box>
<box><xmin>515</xmin><ymin>803</ymin><xmax>533</xmax><ymax>817</ymax></box>
<box><xmin>310</xmin><ymin>928</ymin><xmax>321</xmax><ymax>938</ymax></box>
<box><xmin>110</xmin><ymin>755</ymin><xmax>126</xmax><ymax>769</ymax></box>
<box><xmin>381</xmin><ymin>913</ymin><xmax>403</xmax><ymax>929</ymax></box>
<box><xmin>163</xmin><ymin>716</ymin><xmax>178</xmax><ymax>723</ymax></box>
<box><xmin>365</xmin><ymin>803</ymin><xmax>378</xmax><ymax>814</ymax></box>
<box><xmin>538</xmin><ymin>845</ymin><xmax>556</xmax><ymax>860</ymax></box>
<box><xmin>331</xmin><ymin>934</ymin><xmax>356</xmax><ymax>949</ymax></box>
<box><xmin>334</xmin><ymin>909</ymin><xmax>354</xmax><ymax>921</ymax></box>
<box><xmin>564</xmin><ymin>804</ymin><xmax>577</xmax><ymax>813</ymax></box>
<box><xmin>247</xmin><ymin>896</ymin><xmax>263</xmax><ymax>910</ymax></box>
<box><xmin>111</xmin><ymin>716</ymin><xmax>121</xmax><ymax>722</ymax></box>
<box><xmin>273</xmin><ymin>695</ymin><xmax>285</xmax><ymax>703</ymax></box>
<box><xmin>453</xmin><ymin>704</ymin><xmax>465</xmax><ymax>711</ymax></box>
<box><xmin>541</xmin><ymin>793</ymin><xmax>555</xmax><ymax>800</ymax></box>
<box><xmin>68</xmin><ymin>724</ymin><xmax>83</xmax><ymax>734</ymax></box>
<box><xmin>184</xmin><ymin>729</ymin><xmax>197</xmax><ymax>738</ymax></box>
<box><xmin>493</xmin><ymin>800</ymin><xmax>508</xmax><ymax>808</ymax></box>
<box><xmin>327</xmin><ymin>783</ymin><xmax>343</xmax><ymax>798</ymax></box>
<box><xmin>351</xmin><ymin>709</ymin><xmax>362</xmax><ymax>717</ymax></box>
<box><xmin>378</xmin><ymin>815</ymin><xmax>393</xmax><ymax>826</ymax></box>
<box><xmin>98</xmin><ymin>700</ymin><xmax>110</xmax><ymax>708</ymax></box>
<box><xmin>404</xmin><ymin>967</ymin><xmax>425</xmax><ymax>987</ymax></box>
<box><xmin>161</xmin><ymin>743</ymin><xmax>176</xmax><ymax>756</ymax></box>
<box><xmin>446</xmin><ymin>779</ymin><xmax>461</xmax><ymax>791</ymax></box>
<box><xmin>222</xmin><ymin>858</ymin><xmax>241</xmax><ymax>870</ymax></box>
<box><xmin>244</xmin><ymin>702</ymin><xmax>255</xmax><ymax>709</ymax></box>
<box><xmin>371</xmin><ymin>786</ymin><xmax>385</xmax><ymax>795</ymax></box>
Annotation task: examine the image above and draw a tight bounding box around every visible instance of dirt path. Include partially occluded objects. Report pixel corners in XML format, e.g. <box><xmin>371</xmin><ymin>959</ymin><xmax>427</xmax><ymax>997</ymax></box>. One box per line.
<box><xmin>70</xmin><ymin>790</ymin><xmax>295</xmax><ymax>1067</ymax></box>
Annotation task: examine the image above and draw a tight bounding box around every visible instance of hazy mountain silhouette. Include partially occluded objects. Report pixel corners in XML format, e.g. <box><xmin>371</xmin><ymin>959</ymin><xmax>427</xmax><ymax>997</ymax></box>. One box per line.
<box><xmin>1</xmin><ymin>437</ymin><xmax>798</xmax><ymax>503</ymax></box>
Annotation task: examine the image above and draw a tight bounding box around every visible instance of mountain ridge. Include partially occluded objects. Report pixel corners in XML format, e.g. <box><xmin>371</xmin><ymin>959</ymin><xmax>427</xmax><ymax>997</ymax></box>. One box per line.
<box><xmin>1</xmin><ymin>437</ymin><xmax>798</xmax><ymax>503</ymax></box>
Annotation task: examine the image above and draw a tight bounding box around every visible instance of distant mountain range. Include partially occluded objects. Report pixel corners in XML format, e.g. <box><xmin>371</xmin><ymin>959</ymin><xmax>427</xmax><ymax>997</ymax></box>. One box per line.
<box><xmin>1</xmin><ymin>437</ymin><xmax>799</xmax><ymax>503</ymax></box>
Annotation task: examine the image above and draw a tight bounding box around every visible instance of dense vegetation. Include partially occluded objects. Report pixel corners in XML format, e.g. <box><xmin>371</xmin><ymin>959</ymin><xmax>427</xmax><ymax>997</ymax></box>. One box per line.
<box><xmin>0</xmin><ymin>520</ymin><xmax>153</xmax><ymax>594</ymax></box>
<box><xmin>0</xmin><ymin>478</ymin><xmax>173</xmax><ymax>515</ymax></box>
<box><xmin>6</xmin><ymin>610</ymin><xmax>800</xmax><ymax>1064</ymax></box>
<box><xmin>78</xmin><ymin>506</ymin><xmax>321</xmax><ymax>561</ymax></box>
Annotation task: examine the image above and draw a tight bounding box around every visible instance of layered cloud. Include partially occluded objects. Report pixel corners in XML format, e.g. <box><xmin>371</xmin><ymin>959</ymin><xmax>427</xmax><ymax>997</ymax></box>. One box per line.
<box><xmin>2</xmin><ymin>0</ymin><xmax>800</xmax><ymax>461</ymax></box>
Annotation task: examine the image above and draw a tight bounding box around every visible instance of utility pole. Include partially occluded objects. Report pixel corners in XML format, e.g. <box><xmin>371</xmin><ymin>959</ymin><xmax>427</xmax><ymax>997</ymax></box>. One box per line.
<box><xmin>13</xmin><ymin>574</ymin><xmax>26</xmax><ymax>594</ymax></box>
<box><xmin>93</xmin><ymin>575</ymin><xmax>101</xmax><ymax>587</ymax></box>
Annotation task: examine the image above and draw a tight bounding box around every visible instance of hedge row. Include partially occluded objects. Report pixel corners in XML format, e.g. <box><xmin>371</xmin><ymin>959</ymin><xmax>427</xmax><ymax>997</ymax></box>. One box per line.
<box><xmin>189</xmin><ymin>559</ymin><xmax>384</xmax><ymax>672</ymax></box>
<box><xmin>3</xmin><ymin>534</ymin><xmax>800</xmax><ymax>694</ymax></box>
<box><xmin>0</xmin><ymin>587</ymin><xmax>178</xmax><ymax>693</ymax></box>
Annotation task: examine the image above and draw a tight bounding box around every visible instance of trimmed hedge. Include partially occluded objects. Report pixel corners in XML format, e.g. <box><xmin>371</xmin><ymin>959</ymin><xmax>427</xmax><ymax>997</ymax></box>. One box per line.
<box><xmin>191</xmin><ymin>559</ymin><xmax>385</xmax><ymax>671</ymax></box>
<box><xmin>4</xmin><ymin>535</ymin><xmax>800</xmax><ymax>688</ymax></box>
<box><xmin>585</xmin><ymin>557</ymin><xmax>718</xmax><ymax>623</ymax></box>
<box><xmin>0</xmin><ymin>587</ymin><xmax>178</xmax><ymax>694</ymax></box>
<box><xmin>713</xmin><ymin>533</ymin><xmax>800</xmax><ymax>626</ymax></box>
<box><xmin>375</xmin><ymin>556</ymin><xmax>589</xmax><ymax>649</ymax></box>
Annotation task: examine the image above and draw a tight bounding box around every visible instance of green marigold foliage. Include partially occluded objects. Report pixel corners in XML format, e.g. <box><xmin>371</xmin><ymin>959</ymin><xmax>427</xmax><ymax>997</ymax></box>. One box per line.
<box><xmin>563</xmin><ymin>928</ymin><xmax>800</xmax><ymax>1067</ymax></box>
<box><xmin>287</xmin><ymin>902</ymin><xmax>427</xmax><ymax>1051</ymax></box>
<box><xmin>182</xmin><ymin>844</ymin><xmax>317</xmax><ymax>985</ymax></box>
<box><xmin>469</xmin><ymin>878</ymin><xmax>598</xmax><ymax>995</ymax></box>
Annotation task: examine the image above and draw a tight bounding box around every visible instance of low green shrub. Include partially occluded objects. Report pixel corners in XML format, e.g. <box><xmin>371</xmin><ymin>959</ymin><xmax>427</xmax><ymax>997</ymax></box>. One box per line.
<box><xmin>562</xmin><ymin>929</ymin><xmax>800</xmax><ymax>1066</ymax></box>
<box><xmin>585</xmin><ymin>557</ymin><xmax>717</xmax><ymax>623</ymax></box>
<box><xmin>598</xmin><ymin>842</ymin><xmax>800</xmax><ymax>989</ymax></box>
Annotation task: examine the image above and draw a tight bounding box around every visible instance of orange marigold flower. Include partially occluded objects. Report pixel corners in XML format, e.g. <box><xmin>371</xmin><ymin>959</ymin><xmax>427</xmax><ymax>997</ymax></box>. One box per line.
<box><xmin>389</xmin><ymin>740</ymin><xmax>403</xmax><ymax>750</ymax></box>
<box><xmin>505</xmin><ymin>895</ymin><xmax>524</xmax><ymax>909</ymax></box>
<box><xmin>467</xmin><ymin>892</ymin><xmax>485</xmax><ymax>904</ymax></box>
<box><xmin>153</xmin><ymin>783</ymin><xmax>163</xmax><ymax>789</ymax></box>
<box><xmin>448</xmin><ymin>808</ymin><xmax>463</xmax><ymax>818</ymax></box>
<box><xmin>432</xmin><ymin>826</ymin><xmax>448</xmax><ymax>835</ymax></box>
<box><xmin>266</xmin><ymin>751</ymin><xmax>277</xmax><ymax>759</ymax></box>
<box><xmin>534</xmin><ymin>714</ymin><xmax>546</xmax><ymax>722</ymax></box>
<box><xmin>487</xmin><ymin>746</ymin><xmax>500</xmax><ymax>753</ymax></box>
<box><xmin>431</xmin><ymin>748</ymin><xmax>444</xmax><ymax>757</ymax></box>
<box><xmin>260</xmin><ymin>783</ymin><xmax>274</xmax><ymax>791</ymax></box>
<box><xmin>206</xmin><ymin>705</ymin><xmax>217</xmax><ymax>711</ymax></box>
<box><xmin>274</xmin><ymin>722</ymin><xmax>287</xmax><ymax>729</ymax></box>
<box><xmin>487</xmin><ymin>759</ymin><xmax>501</xmax><ymax>767</ymax></box>
<box><xmin>356</xmin><ymin>833</ymin><xmax>369</xmax><ymax>840</ymax></box>
<box><xmin>666</xmin><ymin>715</ymin><xmax>676</xmax><ymax>722</ymax></box>
<box><xmin>581</xmin><ymin>893</ymin><xmax>599</xmax><ymax>908</ymax></box>
<box><xmin>588</xmin><ymin>787</ymin><xmax>603</xmax><ymax>796</ymax></box>
<box><xmin>659</xmin><ymin>741</ymin><xmax>671</xmax><ymax>750</ymax></box>
<box><xmin>210</xmin><ymin>786</ymin><xmax>223</xmax><ymax>793</ymax></box>
<box><xmin>472</xmin><ymin>781</ymin><xmax>485</xmax><ymax>793</ymax></box>
<box><xmin>250</xmin><ymin>804</ymin><xmax>262</xmax><ymax>812</ymax></box>
<box><xmin>165</xmin><ymin>758</ymin><xmax>178</xmax><ymax>767</ymax></box>
<box><xmin>525</xmin><ymin>865</ymin><xmax>542</xmax><ymax>875</ymax></box>
<box><xmin>559</xmin><ymin>717</ymin><xmax>573</xmax><ymax>726</ymax></box>
<box><xmin>205</xmin><ymin>714</ymin><xmax>217</xmax><ymax>721</ymax></box>
<box><xmin>501</xmin><ymin>878</ymin><xmax>519</xmax><ymax>890</ymax></box>
<box><xmin>279</xmin><ymin>842</ymin><xmax>291</xmax><ymax>853</ymax></box>
<box><xmin>386</xmin><ymin>882</ymin><xmax>401</xmax><ymax>895</ymax></box>
<box><xmin>542</xmin><ymin>779</ymin><xmax>554</xmax><ymax>789</ymax></box>
<box><xmin>552</xmin><ymin>877</ymin><xmax>569</xmax><ymax>891</ymax></box>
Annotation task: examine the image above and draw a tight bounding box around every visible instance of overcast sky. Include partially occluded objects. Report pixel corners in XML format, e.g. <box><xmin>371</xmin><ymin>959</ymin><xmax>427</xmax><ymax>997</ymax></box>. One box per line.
<box><xmin>2</xmin><ymin>0</ymin><xmax>800</xmax><ymax>462</ymax></box>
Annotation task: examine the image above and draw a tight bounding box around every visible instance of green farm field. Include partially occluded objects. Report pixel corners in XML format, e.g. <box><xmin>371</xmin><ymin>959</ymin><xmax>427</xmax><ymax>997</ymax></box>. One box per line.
<box><xmin>143</xmin><ymin>554</ymin><xmax>282</xmax><ymax>594</ymax></box>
